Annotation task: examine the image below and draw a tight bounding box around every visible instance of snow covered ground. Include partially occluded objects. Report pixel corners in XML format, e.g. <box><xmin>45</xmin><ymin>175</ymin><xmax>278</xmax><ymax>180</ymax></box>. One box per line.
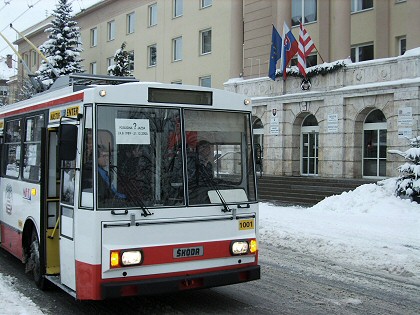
<box><xmin>0</xmin><ymin>178</ymin><xmax>419</xmax><ymax>314</ymax></box>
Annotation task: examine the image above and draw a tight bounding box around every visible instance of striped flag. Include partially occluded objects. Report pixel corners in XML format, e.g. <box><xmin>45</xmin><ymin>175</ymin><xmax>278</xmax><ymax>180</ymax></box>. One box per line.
<box><xmin>298</xmin><ymin>22</ymin><xmax>316</xmax><ymax>78</ymax></box>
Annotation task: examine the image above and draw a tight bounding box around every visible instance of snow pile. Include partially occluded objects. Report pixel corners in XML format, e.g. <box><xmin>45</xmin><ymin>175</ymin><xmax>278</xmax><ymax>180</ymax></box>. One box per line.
<box><xmin>260</xmin><ymin>179</ymin><xmax>420</xmax><ymax>279</ymax></box>
<box><xmin>0</xmin><ymin>274</ymin><xmax>43</xmax><ymax>315</ymax></box>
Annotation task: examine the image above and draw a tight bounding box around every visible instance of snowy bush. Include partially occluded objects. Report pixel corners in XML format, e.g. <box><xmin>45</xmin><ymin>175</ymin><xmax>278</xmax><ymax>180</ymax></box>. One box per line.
<box><xmin>388</xmin><ymin>136</ymin><xmax>420</xmax><ymax>200</ymax></box>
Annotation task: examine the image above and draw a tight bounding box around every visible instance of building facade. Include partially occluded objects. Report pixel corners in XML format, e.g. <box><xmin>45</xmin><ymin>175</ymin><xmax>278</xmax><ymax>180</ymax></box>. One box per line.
<box><xmin>225</xmin><ymin>49</ymin><xmax>420</xmax><ymax>180</ymax></box>
<box><xmin>12</xmin><ymin>0</ymin><xmax>243</xmax><ymax>95</ymax></box>
<box><xmin>243</xmin><ymin>0</ymin><xmax>420</xmax><ymax>79</ymax></box>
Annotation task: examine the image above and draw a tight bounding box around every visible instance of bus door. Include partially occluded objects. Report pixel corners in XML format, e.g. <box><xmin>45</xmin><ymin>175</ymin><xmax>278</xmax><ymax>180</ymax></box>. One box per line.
<box><xmin>58</xmin><ymin>124</ymin><xmax>78</xmax><ymax>291</ymax></box>
<box><xmin>42</xmin><ymin>128</ymin><xmax>61</xmax><ymax>277</ymax></box>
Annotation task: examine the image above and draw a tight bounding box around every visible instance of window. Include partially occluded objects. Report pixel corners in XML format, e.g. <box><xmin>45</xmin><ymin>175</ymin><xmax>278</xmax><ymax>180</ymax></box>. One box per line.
<box><xmin>351</xmin><ymin>43</ymin><xmax>374</xmax><ymax>62</ymax></box>
<box><xmin>127</xmin><ymin>12</ymin><xmax>135</xmax><ymax>34</ymax></box>
<box><xmin>173</xmin><ymin>37</ymin><xmax>183</xmax><ymax>61</ymax></box>
<box><xmin>148</xmin><ymin>44</ymin><xmax>157</xmax><ymax>67</ymax></box>
<box><xmin>398</xmin><ymin>36</ymin><xmax>406</xmax><ymax>55</ymax></box>
<box><xmin>351</xmin><ymin>0</ymin><xmax>373</xmax><ymax>12</ymax></box>
<box><xmin>90</xmin><ymin>28</ymin><xmax>98</xmax><ymax>47</ymax></box>
<box><xmin>149</xmin><ymin>3</ymin><xmax>157</xmax><ymax>26</ymax></box>
<box><xmin>291</xmin><ymin>54</ymin><xmax>317</xmax><ymax>67</ymax></box>
<box><xmin>23</xmin><ymin>115</ymin><xmax>44</xmax><ymax>181</ymax></box>
<box><xmin>128</xmin><ymin>51</ymin><xmax>135</xmax><ymax>71</ymax></box>
<box><xmin>201</xmin><ymin>0</ymin><xmax>212</xmax><ymax>8</ymax></box>
<box><xmin>90</xmin><ymin>62</ymin><xmax>97</xmax><ymax>74</ymax></box>
<box><xmin>107</xmin><ymin>57</ymin><xmax>115</xmax><ymax>73</ymax></box>
<box><xmin>4</xmin><ymin>119</ymin><xmax>21</xmax><ymax>178</ymax></box>
<box><xmin>199</xmin><ymin>76</ymin><xmax>211</xmax><ymax>88</ymax></box>
<box><xmin>174</xmin><ymin>0</ymin><xmax>183</xmax><ymax>17</ymax></box>
<box><xmin>107</xmin><ymin>20</ymin><xmax>115</xmax><ymax>41</ymax></box>
<box><xmin>200</xmin><ymin>29</ymin><xmax>212</xmax><ymax>55</ymax></box>
<box><xmin>292</xmin><ymin>0</ymin><xmax>317</xmax><ymax>26</ymax></box>
<box><xmin>363</xmin><ymin>109</ymin><xmax>387</xmax><ymax>177</ymax></box>
<box><xmin>171</xmin><ymin>80</ymin><xmax>182</xmax><ymax>84</ymax></box>
<box><xmin>31</xmin><ymin>50</ymin><xmax>37</xmax><ymax>66</ymax></box>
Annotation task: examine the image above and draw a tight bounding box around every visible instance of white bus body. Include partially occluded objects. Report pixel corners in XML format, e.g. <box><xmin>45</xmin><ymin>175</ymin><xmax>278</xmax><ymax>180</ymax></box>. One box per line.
<box><xmin>0</xmin><ymin>75</ymin><xmax>259</xmax><ymax>300</ymax></box>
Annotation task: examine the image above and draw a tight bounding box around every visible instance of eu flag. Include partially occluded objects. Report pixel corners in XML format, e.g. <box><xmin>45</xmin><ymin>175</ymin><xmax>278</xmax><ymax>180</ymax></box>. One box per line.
<box><xmin>268</xmin><ymin>25</ymin><xmax>282</xmax><ymax>80</ymax></box>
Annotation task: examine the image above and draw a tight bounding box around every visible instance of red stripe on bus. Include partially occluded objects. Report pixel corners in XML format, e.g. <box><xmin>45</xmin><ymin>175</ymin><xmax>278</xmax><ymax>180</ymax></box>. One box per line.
<box><xmin>141</xmin><ymin>239</ymin><xmax>237</xmax><ymax>265</ymax></box>
<box><xmin>0</xmin><ymin>222</ymin><xmax>23</xmax><ymax>260</ymax></box>
<box><xmin>0</xmin><ymin>92</ymin><xmax>84</xmax><ymax>118</ymax></box>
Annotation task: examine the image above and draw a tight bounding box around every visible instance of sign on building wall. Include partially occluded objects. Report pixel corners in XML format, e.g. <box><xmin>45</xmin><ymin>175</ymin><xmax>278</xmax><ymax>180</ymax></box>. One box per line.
<box><xmin>270</xmin><ymin>108</ymin><xmax>279</xmax><ymax>135</ymax></box>
<box><xmin>327</xmin><ymin>114</ymin><xmax>339</xmax><ymax>133</ymax></box>
<box><xmin>398</xmin><ymin>107</ymin><xmax>412</xmax><ymax>139</ymax></box>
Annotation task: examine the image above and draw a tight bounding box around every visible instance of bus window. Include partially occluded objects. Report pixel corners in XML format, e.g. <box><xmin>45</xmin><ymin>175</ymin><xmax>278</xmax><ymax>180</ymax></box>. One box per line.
<box><xmin>185</xmin><ymin>110</ymin><xmax>256</xmax><ymax>205</ymax></box>
<box><xmin>4</xmin><ymin>119</ymin><xmax>22</xmax><ymax>178</ymax></box>
<box><xmin>23</xmin><ymin>115</ymin><xmax>44</xmax><ymax>181</ymax></box>
<box><xmin>96</xmin><ymin>105</ymin><xmax>183</xmax><ymax>208</ymax></box>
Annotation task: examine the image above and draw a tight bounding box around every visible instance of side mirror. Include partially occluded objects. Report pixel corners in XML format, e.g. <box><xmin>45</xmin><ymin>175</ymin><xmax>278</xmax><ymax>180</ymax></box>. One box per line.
<box><xmin>59</xmin><ymin>124</ymin><xmax>78</xmax><ymax>160</ymax></box>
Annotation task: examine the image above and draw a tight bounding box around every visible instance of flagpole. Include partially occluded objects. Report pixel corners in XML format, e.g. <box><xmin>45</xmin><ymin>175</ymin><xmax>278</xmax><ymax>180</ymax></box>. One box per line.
<box><xmin>317</xmin><ymin>49</ymin><xmax>325</xmax><ymax>63</ymax></box>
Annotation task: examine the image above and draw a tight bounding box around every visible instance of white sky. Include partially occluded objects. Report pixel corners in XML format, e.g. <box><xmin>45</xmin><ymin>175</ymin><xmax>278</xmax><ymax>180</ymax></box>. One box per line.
<box><xmin>0</xmin><ymin>0</ymin><xmax>101</xmax><ymax>57</ymax></box>
<box><xmin>0</xmin><ymin>177</ymin><xmax>419</xmax><ymax>312</ymax></box>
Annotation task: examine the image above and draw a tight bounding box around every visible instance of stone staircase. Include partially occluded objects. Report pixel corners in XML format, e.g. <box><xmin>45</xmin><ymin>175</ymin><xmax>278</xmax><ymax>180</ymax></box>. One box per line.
<box><xmin>257</xmin><ymin>175</ymin><xmax>376</xmax><ymax>207</ymax></box>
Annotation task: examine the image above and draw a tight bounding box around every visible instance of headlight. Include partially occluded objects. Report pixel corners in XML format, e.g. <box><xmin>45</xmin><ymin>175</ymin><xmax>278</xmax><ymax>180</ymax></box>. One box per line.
<box><xmin>110</xmin><ymin>249</ymin><xmax>143</xmax><ymax>268</ymax></box>
<box><xmin>231</xmin><ymin>241</ymin><xmax>249</xmax><ymax>255</ymax></box>
<box><xmin>122</xmin><ymin>251</ymin><xmax>142</xmax><ymax>266</ymax></box>
<box><xmin>230</xmin><ymin>239</ymin><xmax>258</xmax><ymax>255</ymax></box>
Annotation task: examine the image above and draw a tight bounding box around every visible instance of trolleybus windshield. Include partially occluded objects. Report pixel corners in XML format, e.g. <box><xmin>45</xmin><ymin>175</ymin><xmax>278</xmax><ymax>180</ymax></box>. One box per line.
<box><xmin>85</xmin><ymin>105</ymin><xmax>255</xmax><ymax>209</ymax></box>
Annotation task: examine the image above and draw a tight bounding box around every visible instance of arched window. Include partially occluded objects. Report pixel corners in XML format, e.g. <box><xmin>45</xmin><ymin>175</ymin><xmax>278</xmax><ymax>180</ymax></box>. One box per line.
<box><xmin>363</xmin><ymin>109</ymin><xmax>387</xmax><ymax>177</ymax></box>
<box><xmin>301</xmin><ymin>114</ymin><xmax>319</xmax><ymax>176</ymax></box>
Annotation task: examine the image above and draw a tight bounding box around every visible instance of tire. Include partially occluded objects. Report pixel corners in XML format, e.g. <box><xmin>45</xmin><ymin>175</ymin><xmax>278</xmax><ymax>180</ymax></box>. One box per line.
<box><xmin>29</xmin><ymin>229</ymin><xmax>46</xmax><ymax>290</ymax></box>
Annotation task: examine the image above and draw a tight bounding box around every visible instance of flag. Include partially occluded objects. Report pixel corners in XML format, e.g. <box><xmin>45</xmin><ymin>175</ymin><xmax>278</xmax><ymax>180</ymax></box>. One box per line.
<box><xmin>298</xmin><ymin>22</ymin><xmax>316</xmax><ymax>78</ymax></box>
<box><xmin>268</xmin><ymin>25</ymin><xmax>282</xmax><ymax>80</ymax></box>
<box><xmin>281</xmin><ymin>22</ymin><xmax>298</xmax><ymax>80</ymax></box>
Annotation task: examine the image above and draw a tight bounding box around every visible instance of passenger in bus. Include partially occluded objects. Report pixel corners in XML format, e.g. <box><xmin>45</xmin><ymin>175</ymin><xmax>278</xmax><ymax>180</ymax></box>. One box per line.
<box><xmin>188</xmin><ymin>140</ymin><xmax>215</xmax><ymax>204</ymax></box>
<box><xmin>97</xmin><ymin>146</ymin><xmax>126</xmax><ymax>202</ymax></box>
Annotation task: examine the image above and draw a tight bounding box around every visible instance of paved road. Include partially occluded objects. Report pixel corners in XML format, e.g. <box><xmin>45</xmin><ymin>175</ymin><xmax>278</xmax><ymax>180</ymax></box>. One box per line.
<box><xmin>0</xmin><ymin>243</ymin><xmax>419</xmax><ymax>314</ymax></box>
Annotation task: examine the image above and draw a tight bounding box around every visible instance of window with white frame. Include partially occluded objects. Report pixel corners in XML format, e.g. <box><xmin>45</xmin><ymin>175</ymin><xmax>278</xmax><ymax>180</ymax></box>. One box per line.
<box><xmin>127</xmin><ymin>12</ymin><xmax>135</xmax><ymax>34</ymax></box>
<box><xmin>351</xmin><ymin>43</ymin><xmax>374</xmax><ymax>62</ymax></box>
<box><xmin>200</xmin><ymin>29</ymin><xmax>212</xmax><ymax>55</ymax></box>
<box><xmin>398</xmin><ymin>36</ymin><xmax>406</xmax><ymax>55</ymax></box>
<box><xmin>107</xmin><ymin>20</ymin><xmax>115</xmax><ymax>41</ymax></box>
<box><xmin>201</xmin><ymin>0</ymin><xmax>212</xmax><ymax>9</ymax></box>
<box><xmin>90</xmin><ymin>28</ymin><xmax>98</xmax><ymax>47</ymax></box>
<box><xmin>174</xmin><ymin>0</ymin><xmax>183</xmax><ymax>18</ymax></box>
<box><xmin>148</xmin><ymin>44</ymin><xmax>157</xmax><ymax>67</ymax></box>
<box><xmin>149</xmin><ymin>3</ymin><xmax>157</xmax><ymax>26</ymax></box>
<box><xmin>31</xmin><ymin>50</ymin><xmax>37</xmax><ymax>66</ymax></box>
<box><xmin>292</xmin><ymin>0</ymin><xmax>317</xmax><ymax>26</ymax></box>
<box><xmin>173</xmin><ymin>37</ymin><xmax>183</xmax><ymax>61</ymax></box>
<box><xmin>90</xmin><ymin>62</ymin><xmax>97</xmax><ymax>74</ymax></box>
<box><xmin>107</xmin><ymin>57</ymin><xmax>115</xmax><ymax>72</ymax></box>
<box><xmin>128</xmin><ymin>51</ymin><xmax>135</xmax><ymax>71</ymax></box>
<box><xmin>199</xmin><ymin>76</ymin><xmax>211</xmax><ymax>87</ymax></box>
<box><xmin>351</xmin><ymin>0</ymin><xmax>373</xmax><ymax>12</ymax></box>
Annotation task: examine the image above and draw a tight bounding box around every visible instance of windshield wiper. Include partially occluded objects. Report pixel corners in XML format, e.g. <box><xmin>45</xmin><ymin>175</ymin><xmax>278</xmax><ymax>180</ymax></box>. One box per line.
<box><xmin>109</xmin><ymin>166</ymin><xmax>154</xmax><ymax>217</ymax></box>
<box><xmin>199</xmin><ymin>164</ymin><xmax>232</xmax><ymax>213</ymax></box>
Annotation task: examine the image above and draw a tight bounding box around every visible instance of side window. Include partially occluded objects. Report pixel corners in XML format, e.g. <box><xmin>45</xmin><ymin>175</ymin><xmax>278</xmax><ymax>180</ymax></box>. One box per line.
<box><xmin>4</xmin><ymin>119</ymin><xmax>22</xmax><ymax>178</ymax></box>
<box><xmin>23</xmin><ymin>115</ymin><xmax>44</xmax><ymax>181</ymax></box>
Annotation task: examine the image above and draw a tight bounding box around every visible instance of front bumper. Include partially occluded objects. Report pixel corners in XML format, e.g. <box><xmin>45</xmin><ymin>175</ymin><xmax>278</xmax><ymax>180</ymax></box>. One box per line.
<box><xmin>101</xmin><ymin>265</ymin><xmax>260</xmax><ymax>299</ymax></box>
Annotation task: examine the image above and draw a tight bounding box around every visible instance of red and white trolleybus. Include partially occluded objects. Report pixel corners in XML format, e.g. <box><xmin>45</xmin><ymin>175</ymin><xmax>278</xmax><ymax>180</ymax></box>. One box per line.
<box><xmin>0</xmin><ymin>74</ymin><xmax>260</xmax><ymax>300</ymax></box>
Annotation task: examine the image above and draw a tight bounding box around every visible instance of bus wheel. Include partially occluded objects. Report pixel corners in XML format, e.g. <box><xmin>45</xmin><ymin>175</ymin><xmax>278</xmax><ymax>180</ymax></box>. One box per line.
<box><xmin>29</xmin><ymin>229</ymin><xmax>46</xmax><ymax>289</ymax></box>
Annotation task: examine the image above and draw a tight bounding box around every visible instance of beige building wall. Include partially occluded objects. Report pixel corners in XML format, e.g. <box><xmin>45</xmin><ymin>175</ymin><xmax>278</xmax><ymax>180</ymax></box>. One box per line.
<box><xmin>243</xmin><ymin>0</ymin><xmax>420</xmax><ymax>80</ymax></box>
<box><xmin>11</xmin><ymin>0</ymin><xmax>420</xmax><ymax>93</ymax></box>
<box><xmin>77</xmin><ymin>0</ymin><xmax>243</xmax><ymax>88</ymax></box>
<box><xmin>15</xmin><ymin>0</ymin><xmax>243</xmax><ymax>90</ymax></box>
